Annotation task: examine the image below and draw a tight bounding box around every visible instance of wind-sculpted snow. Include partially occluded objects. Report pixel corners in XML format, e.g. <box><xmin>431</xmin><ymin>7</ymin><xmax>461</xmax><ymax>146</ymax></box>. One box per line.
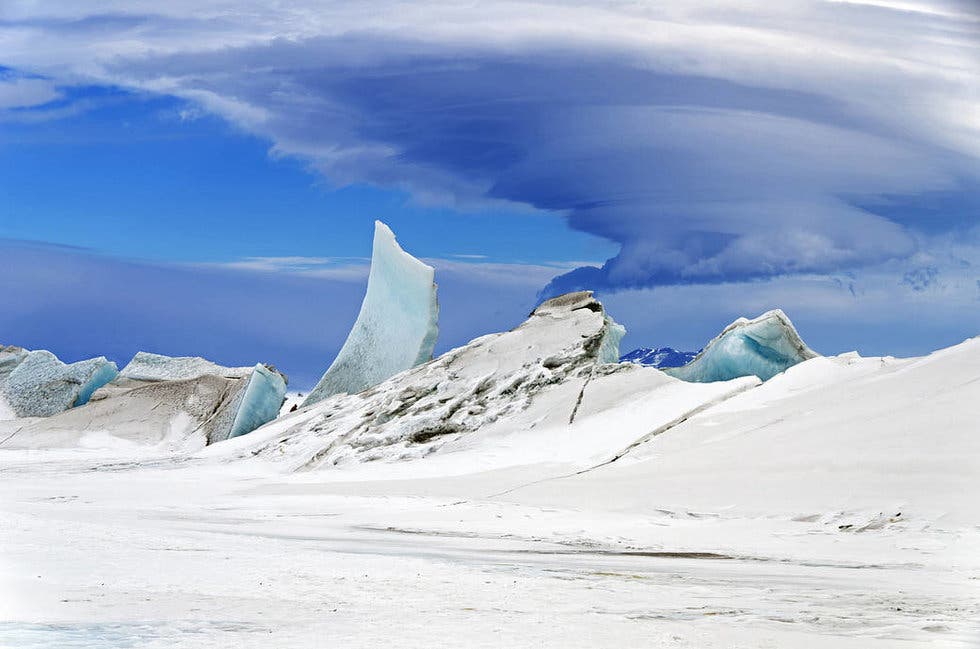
<box><xmin>238</xmin><ymin>291</ymin><xmax>640</xmax><ymax>469</ymax></box>
<box><xmin>665</xmin><ymin>309</ymin><xmax>818</xmax><ymax>382</ymax></box>
<box><xmin>0</xmin><ymin>348</ymin><xmax>118</xmax><ymax>418</ymax></box>
<box><xmin>303</xmin><ymin>221</ymin><xmax>438</xmax><ymax>407</ymax></box>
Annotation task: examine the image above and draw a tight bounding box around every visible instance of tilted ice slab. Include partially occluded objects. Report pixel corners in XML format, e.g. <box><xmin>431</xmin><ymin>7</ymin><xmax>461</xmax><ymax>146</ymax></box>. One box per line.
<box><xmin>0</xmin><ymin>352</ymin><xmax>286</xmax><ymax>449</ymax></box>
<box><xmin>119</xmin><ymin>351</ymin><xmax>252</xmax><ymax>381</ymax></box>
<box><xmin>0</xmin><ymin>347</ymin><xmax>118</xmax><ymax>418</ymax></box>
<box><xmin>302</xmin><ymin>221</ymin><xmax>438</xmax><ymax>407</ymax></box>
<box><xmin>226</xmin><ymin>364</ymin><xmax>289</xmax><ymax>440</ymax></box>
<box><xmin>664</xmin><ymin>309</ymin><xmax>818</xmax><ymax>383</ymax></box>
<box><xmin>218</xmin><ymin>291</ymin><xmax>756</xmax><ymax>472</ymax></box>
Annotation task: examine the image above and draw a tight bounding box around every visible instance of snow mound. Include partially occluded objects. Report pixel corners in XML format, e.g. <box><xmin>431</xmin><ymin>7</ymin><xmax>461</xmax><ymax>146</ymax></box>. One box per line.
<box><xmin>665</xmin><ymin>309</ymin><xmax>818</xmax><ymax>382</ymax></box>
<box><xmin>303</xmin><ymin>221</ymin><xmax>439</xmax><ymax>407</ymax></box>
<box><xmin>0</xmin><ymin>348</ymin><xmax>118</xmax><ymax>417</ymax></box>
<box><xmin>234</xmin><ymin>291</ymin><xmax>633</xmax><ymax>469</ymax></box>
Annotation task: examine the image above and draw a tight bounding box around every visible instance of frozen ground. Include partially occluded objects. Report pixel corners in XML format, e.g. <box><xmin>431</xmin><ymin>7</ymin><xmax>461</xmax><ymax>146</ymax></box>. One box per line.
<box><xmin>1</xmin><ymin>337</ymin><xmax>978</xmax><ymax>647</ymax></box>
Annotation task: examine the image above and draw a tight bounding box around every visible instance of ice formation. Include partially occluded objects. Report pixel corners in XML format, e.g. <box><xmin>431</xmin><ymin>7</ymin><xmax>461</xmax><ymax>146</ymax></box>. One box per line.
<box><xmin>119</xmin><ymin>351</ymin><xmax>252</xmax><ymax>381</ymax></box>
<box><xmin>239</xmin><ymin>291</ymin><xmax>646</xmax><ymax>468</ymax></box>
<box><xmin>664</xmin><ymin>309</ymin><xmax>818</xmax><ymax>382</ymax></box>
<box><xmin>227</xmin><ymin>364</ymin><xmax>288</xmax><ymax>440</ymax></box>
<box><xmin>0</xmin><ymin>352</ymin><xmax>286</xmax><ymax>448</ymax></box>
<box><xmin>303</xmin><ymin>221</ymin><xmax>439</xmax><ymax>407</ymax></box>
<box><xmin>0</xmin><ymin>348</ymin><xmax>118</xmax><ymax>417</ymax></box>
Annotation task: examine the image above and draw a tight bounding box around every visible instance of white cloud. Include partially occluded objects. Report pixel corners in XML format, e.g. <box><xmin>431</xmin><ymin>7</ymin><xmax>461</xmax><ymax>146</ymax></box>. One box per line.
<box><xmin>0</xmin><ymin>76</ymin><xmax>60</xmax><ymax>109</ymax></box>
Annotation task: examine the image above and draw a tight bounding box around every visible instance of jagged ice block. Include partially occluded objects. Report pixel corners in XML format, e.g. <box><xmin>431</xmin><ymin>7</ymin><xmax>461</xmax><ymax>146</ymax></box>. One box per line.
<box><xmin>664</xmin><ymin>309</ymin><xmax>817</xmax><ymax>383</ymax></box>
<box><xmin>303</xmin><ymin>221</ymin><xmax>439</xmax><ymax>406</ymax></box>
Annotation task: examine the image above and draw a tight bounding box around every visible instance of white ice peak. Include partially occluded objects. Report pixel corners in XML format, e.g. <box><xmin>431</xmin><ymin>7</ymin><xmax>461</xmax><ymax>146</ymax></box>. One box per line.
<box><xmin>302</xmin><ymin>221</ymin><xmax>439</xmax><ymax>406</ymax></box>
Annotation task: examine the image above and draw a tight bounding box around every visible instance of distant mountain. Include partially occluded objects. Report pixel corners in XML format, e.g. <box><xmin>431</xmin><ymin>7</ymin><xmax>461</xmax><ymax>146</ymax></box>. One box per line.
<box><xmin>620</xmin><ymin>347</ymin><xmax>698</xmax><ymax>368</ymax></box>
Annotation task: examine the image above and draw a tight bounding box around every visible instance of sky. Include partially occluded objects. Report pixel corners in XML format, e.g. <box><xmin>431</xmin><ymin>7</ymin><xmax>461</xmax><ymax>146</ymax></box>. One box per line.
<box><xmin>1</xmin><ymin>0</ymin><xmax>978</xmax><ymax>388</ymax></box>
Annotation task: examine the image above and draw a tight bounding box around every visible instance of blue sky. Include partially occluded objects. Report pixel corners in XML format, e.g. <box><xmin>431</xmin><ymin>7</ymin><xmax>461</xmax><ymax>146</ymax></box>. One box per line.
<box><xmin>1</xmin><ymin>1</ymin><xmax>978</xmax><ymax>387</ymax></box>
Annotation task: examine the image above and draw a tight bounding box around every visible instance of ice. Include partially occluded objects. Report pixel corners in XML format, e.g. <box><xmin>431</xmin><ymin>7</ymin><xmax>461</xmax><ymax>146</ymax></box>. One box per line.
<box><xmin>0</xmin><ymin>345</ymin><xmax>28</xmax><ymax>421</ymax></box>
<box><xmin>226</xmin><ymin>364</ymin><xmax>288</xmax><ymax>440</ymax></box>
<box><xmin>664</xmin><ymin>309</ymin><xmax>818</xmax><ymax>382</ymax></box>
<box><xmin>303</xmin><ymin>221</ymin><xmax>438</xmax><ymax>406</ymax></box>
<box><xmin>0</xmin><ymin>349</ymin><xmax>118</xmax><ymax>417</ymax></box>
<box><xmin>0</xmin><ymin>353</ymin><xmax>286</xmax><ymax>448</ymax></box>
<box><xmin>119</xmin><ymin>351</ymin><xmax>251</xmax><ymax>381</ymax></box>
<box><xmin>597</xmin><ymin>315</ymin><xmax>626</xmax><ymax>363</ymax></box>
<box><xmin>0</xmin><ymin>344</ymin><xmax>29</xmax><ymax>380</ymax></box>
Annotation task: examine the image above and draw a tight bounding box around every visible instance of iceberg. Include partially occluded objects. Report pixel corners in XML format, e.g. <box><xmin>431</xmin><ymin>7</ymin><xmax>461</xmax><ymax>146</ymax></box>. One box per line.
<box><xmin>302</xmin><ymin>221</ymin><xmax>439</xmax><ymax>407</ymax></box>
<box><xmin>1</xmin><ymin>349</ymin><xmax>119</xmax><ymax>417</ymax></box>
<box><xmin>664</xmin><ymin>309</ymin><xmax>817</xmax><ymax>383</ymax></box>
<box><xmin>0</xmin><ymin>352</ymin><xmax>287</xmax><ymax>449</ymax></box>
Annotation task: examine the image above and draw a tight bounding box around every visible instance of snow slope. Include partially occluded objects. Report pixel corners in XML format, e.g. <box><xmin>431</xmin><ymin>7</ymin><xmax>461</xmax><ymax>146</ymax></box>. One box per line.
<box><xmin>0</xmin><ymin>303</ymin><xmax>977</xmax><ymax>647</ymax></box>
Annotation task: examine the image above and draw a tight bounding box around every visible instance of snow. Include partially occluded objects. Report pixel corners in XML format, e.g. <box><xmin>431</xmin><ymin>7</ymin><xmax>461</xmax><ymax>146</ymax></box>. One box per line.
<box><xmin>665</xmin><ymin>308</ymin><xmax>818</xmax><ymax>382</ymax></box>
<box><xmin>0</xmin><ymin>301</ymin><xmax>978</xmax><ymax>648</ymax></box>
<box><xmin>228</xmin><ymin>291</ymin><xmax>633</xmax><ymax>470</ymax></box>
<box><xmin>0</xmin><ymin>350</ymin><xmax>118</xmax><ymax>417</ymax></box>
<box><xmin>302</xmin><ymin>221</ymin><xmax>438</xmax><ymax>406</ymax></box>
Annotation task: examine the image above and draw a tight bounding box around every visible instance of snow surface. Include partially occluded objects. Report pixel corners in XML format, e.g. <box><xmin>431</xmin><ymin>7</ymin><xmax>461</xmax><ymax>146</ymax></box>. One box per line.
<box><xmin>666</xmin><ymin>309</ymin><xmax>818</xmax><ymax>382</ymax></box>
<box><xmin>0</xmin><ymin>303</ymin><xmax>978</xmax><ymax>648</ymax></box>
<box><xmin>0</xmin><ymin>350</ymin><xmax>118</xmax><ymax>417</ymax></box>
<box><xmin>302</xmin><ymin>221</ymin><xmax>438</xmax><ymax>406</ymax></box>
<box><xmin>621</xmin><ymin>346</ymin><xmax>698</xmax><ymax>368</ymax></box>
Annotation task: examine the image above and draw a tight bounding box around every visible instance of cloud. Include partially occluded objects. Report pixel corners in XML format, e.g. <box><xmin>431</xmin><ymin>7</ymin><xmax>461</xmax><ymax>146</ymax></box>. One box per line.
<box><xmin>0</xmin><ymin>74</ymin><xmax>60</xmax><ymax>109</ymax></box>
<box><xmin>0</xmin><ymin>1</ymin><xmax>978</xmax><ymax>292</ymax></box>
